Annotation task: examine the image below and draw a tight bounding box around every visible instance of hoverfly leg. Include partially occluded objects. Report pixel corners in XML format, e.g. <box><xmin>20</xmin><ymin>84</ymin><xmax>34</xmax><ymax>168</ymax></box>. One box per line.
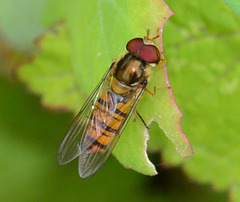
<box><xmin>133</xmin><ymin>106</ymin><xmax>149</xmax><ymax>130</ymax></box>
<box><xmin>146</xmin><ymin>29</ymin><xmax>159</xmax><ymax>41</ymax></box>
<box><xmin>156</xmin><ymin>86</ymin><xmax>172</xmax><ymax>90</ymax></box>
<box><xmin>151</xmin><ymin>59</ymin><xmax>166</xmax><ymax>68</ymax></box>
<box><xmin>136</xmin><ymin>110</ymin><xmax>149</xmax><ymax>130</ymax></box>
<box><xmin>145</xmin><ymin>85</ymin><xmax>172</xmax><ymax>97</ymax></box>
<box><xmin>158</xmin><ymin>59</ymin><xmax>167</xmax><ymax>66</ymax></box>
<box><xmin>145</xmin><ymin>87</ymin><xmax>156</xmax><ymax>97</ymax></box>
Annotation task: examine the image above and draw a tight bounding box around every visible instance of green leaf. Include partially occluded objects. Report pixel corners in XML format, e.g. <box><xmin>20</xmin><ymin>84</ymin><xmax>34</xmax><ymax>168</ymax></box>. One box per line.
<box><xmin>18</xmin><ymin>0</ymin><xmax>193</xmax><ymax>176</ymax></box>
<box><xmin>223</xmin><ymin>0</ymin><xmax>240</xmax><ymax>16</ymax></box>
<box><xmin>162</xmin><ymin>0</ymin><xmax>240</xmax><ymax>200</ymax></box>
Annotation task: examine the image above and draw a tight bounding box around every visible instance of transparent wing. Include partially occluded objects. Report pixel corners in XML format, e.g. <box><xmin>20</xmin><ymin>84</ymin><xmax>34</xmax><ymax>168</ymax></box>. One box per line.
<box><xmin>57</xmin><ymin>64</ymin><xmax>114</xmax><ymax>165</ymax></box>
<box><xmin>78</xmin><ymin>82</ymin><xmax>147</xmax><ymax>178</ymax></box>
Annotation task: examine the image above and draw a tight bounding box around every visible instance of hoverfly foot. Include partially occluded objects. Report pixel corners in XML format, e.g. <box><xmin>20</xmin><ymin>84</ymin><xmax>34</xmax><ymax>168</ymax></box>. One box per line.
<box><xmin>145</xmin><ymin>88</ymin><xmax>156</xmax><ymax>97</ymax></box>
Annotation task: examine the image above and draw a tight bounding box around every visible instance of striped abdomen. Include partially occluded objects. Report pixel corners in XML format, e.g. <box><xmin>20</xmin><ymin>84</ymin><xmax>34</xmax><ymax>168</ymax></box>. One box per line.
<box><xmin>85</xmin><ymin>90</ymin><xmax>131</xmax><ymax>153</ymax></box>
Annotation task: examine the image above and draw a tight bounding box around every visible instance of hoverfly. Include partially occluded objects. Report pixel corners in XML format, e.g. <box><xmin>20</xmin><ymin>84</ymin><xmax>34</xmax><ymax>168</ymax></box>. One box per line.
<box><xmin>58</xmin><ymin>30</ymin><xmax>162</xmax><ymax>178</ymax></box>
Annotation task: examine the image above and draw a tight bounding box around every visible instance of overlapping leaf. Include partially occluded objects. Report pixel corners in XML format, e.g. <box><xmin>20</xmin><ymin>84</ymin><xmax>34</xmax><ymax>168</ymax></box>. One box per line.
<box><xmin>160</xmin><ymin>0</ymin><xmax>240</xmax><ymax>200</ymax></box>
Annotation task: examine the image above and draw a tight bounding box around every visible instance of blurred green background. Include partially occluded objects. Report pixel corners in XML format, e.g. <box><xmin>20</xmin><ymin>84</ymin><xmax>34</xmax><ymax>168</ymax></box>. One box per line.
<box><xmin>1</xmin><ymin>0</ymin><xmax>240</xmax><ymax>201</ymax></box>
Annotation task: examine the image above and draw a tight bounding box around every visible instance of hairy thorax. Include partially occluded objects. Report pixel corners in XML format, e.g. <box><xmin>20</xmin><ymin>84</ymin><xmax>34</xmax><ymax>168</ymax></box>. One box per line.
<box><xmin>112</xmin><ymin>53</ymin><xmax>149</xmax><ymax>95</ymax></box>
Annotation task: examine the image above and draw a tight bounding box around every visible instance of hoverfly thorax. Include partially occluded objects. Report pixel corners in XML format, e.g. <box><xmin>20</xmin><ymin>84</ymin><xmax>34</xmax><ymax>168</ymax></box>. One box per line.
<box><xmin>113</xmin><ymin>53</ymin><xmax>146</xmax><ymax>87</ymax></box>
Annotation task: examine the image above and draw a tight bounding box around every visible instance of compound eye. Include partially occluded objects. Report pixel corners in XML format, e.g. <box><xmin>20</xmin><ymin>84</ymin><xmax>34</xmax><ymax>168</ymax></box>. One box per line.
<box><xmin>139</xmin><ymin>45</ymin><xmax>160</xmax><ymax>64</ymax></box>
<box><xmin>126</xmin><ymin>38</ymin><xmax>144</xmax><ymax>54</ymax></box>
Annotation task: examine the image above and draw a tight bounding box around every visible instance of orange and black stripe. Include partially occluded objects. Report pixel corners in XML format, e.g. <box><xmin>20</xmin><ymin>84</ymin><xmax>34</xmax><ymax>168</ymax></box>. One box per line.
<box><xmin>85</xmin><ymin>90</ymin><xmax>132</xmax><ymax>153</ymax></box>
